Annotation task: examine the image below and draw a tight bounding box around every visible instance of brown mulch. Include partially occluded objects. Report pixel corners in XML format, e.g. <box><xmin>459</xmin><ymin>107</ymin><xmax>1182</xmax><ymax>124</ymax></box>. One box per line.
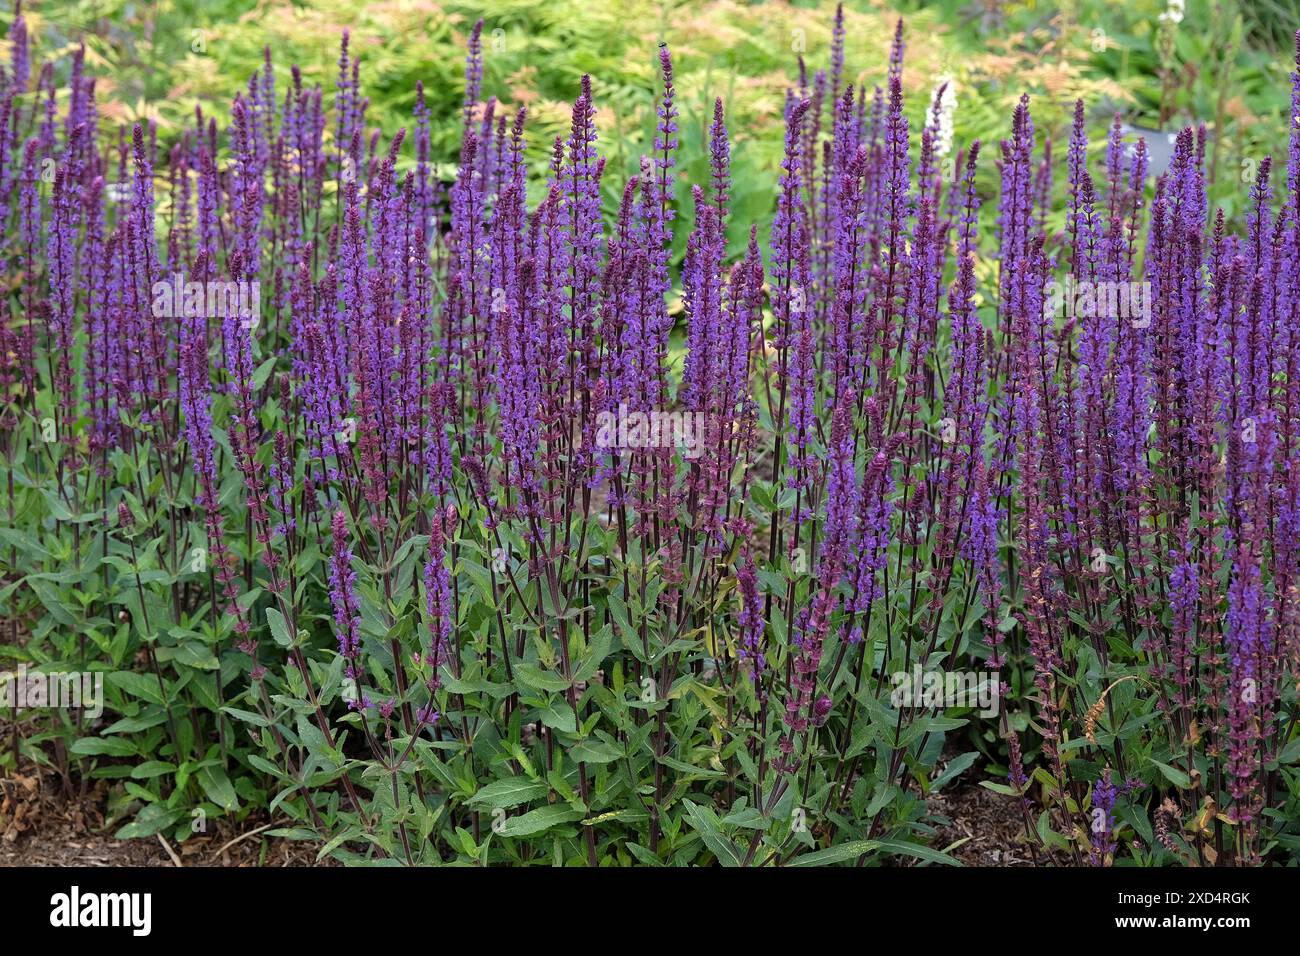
<box><xmin>926</xmin><ymin>753</ymin><xmax>1066</xmax><ymax>866</ymax></box>
<box><xmin>929</xmin><ymin>780</ymin><xmax>1034</xmax><ymax>865</ymax></box>
<box><xmin>0</xmin><ymin>721</ymin><xmax>329</xmax><ymax>867</ymax></box>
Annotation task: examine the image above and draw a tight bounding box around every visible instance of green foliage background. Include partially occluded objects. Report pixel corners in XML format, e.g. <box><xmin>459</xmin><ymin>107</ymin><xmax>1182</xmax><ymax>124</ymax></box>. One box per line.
<box><xmin>5</xmin><ymin>0</ymin><xmax>1300</xmax><ymax>866</ymax></box>
<box><xmin>5</xmin><ymin>0</ymin><xmax>1298</xmax><ymax>245</ymax></box>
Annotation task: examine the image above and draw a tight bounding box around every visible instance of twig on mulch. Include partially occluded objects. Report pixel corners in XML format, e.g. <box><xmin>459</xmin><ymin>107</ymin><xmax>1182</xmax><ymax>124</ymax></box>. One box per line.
<box><xmin>156</xmin><ymin>832</ymin><xmax>183</xmax><ymax>867</ymax></box>
<box><xmin>215</xmin><ymin>821</ymin><xmax>277</xmax><ymax>859</ymax></box>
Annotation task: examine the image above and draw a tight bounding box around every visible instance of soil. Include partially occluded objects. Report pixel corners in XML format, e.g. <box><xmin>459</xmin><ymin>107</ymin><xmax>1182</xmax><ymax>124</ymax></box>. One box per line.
<box><xmin>0</xmin><ymin>717</ymin><xmax>328</xmax><ymax>868</ymax></box>
<box><xmin>926</xmin><ymin>753</ymin><xmax>1065</xmax><ymax>866</ymax></box>
<box><xmin>928</xmin><ymin>781</ymin><xmax>1035</xmax><ymax>865</ymax></box>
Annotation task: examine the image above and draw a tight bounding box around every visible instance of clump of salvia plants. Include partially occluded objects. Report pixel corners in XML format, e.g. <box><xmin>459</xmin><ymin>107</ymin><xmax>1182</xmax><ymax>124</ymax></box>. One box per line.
<box><xmin>3</xmin><ymin>3</ymin><xmax>1300</xmax><ymax>866</ymax></box>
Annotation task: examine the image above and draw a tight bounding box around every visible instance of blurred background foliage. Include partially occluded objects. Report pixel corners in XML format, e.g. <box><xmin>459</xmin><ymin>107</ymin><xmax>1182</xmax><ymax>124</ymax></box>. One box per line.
<box><xmin>2</xmin><ymin>0</ymin><xmax>1297</xmax><ymax>247</ymax></box>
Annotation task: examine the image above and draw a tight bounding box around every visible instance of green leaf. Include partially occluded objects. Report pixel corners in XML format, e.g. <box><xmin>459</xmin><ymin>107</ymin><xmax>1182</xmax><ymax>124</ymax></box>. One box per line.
<box><xmin>930</xmin><ymin>751</ymin><xmax>978</xmax><ymax>792</ymax></box>
<box><xmin>658</xmin><ymin>754</ymin><xmax>725</xmax><ymax>780</ymax></box>
<box><xmin>467</xmin><ymin>777</ymin><xmax>550</xmax><ymax>810</ymax></box>
<box><xmin>440</xmin><ymin>673</ymin><xmax>512</xmax><ymax>698</ymax></box>
<box><xmin>569</xmin><ymin>738</ymin><xmax>622</xmax><ymax>765</ymax></box>
<box><xmin>247</xmin><ymin>753</ymin><xmax>290</xmax><ymax>780</ymax></box>
<box><xmin>115</xmin><ymin>805</ymin><xmax>184</xmax><ymax>840</ymax></box>
<box><xmin>607</xmin><ymin>593</ymin><xmax>637</xmax><ymax>652</ymax></box>
<box><xmin>197</xmin><ymin>765</ymin><xmax>239</xmax><ymax>811</ymax></box>
<box><xmin>460</xmin><ymin>558</ymin><xmax>496</xmax><ymax>610</ymax></box>
<box><xmin>130</xmin><ymin>761</ymin><xmax>177</xmax><ymax>779</ymax></box>
<box><xmin>625</xmin><ymin>843</ymin><xmax>664</xmax><ymax>866</ymax></box>
<box><xmin>106</xmin><ymin>670</ymin><xmax>166</xmax><ymax>706</ymax></box>
<box><xmin>539</xmin><ymin>704</ymin><xmax>576</xmax><ymax>734</ymax></box>
<box><xmin>978</xmin><ymin>780</ymin><xmax>1022</xmax><ymax>796</ymax></box>
<box><xmin>681</xmin><ymin>799</ymin><xmax>745</xmax><ymax>867</ymax></box>
<box><xmin>70</xmin><ymin>736</ymin><xmax>138</xmax><ymax>757</ymax></box>
<box><xmin>787</xmin><ymin>840</ymin><xmax>879</xmax><ymax>866</ymax></box>
<box><xmin>266</xmin><ymin>608</ymin><xmax>293</xmax><ymax>648</ymax></box>
<box><xmin>573</xmin><ymin>625</ymin><xmax>613</xmax><ymax>683</ymax></box>
<box><xmin>221</xmin><ymin>706</ymin><xmax>271</xmax><ymax>727</ymax></box>
<box><xmin>872</xmin><ymin>838</ymin><xmax>961</xmax><ymax>867</ymax></box>
<box><xmin>1273</xmin><ymin>735</ymin><xmax>1300</xmax><ymax>766</ymax></box>
<box><xmin>497</xmin><ymin>805</ymin><xmax>583</xmax><ymax>838</ymax></box>
<box><xmin>253</xmin><ymin>355</ymin><xmax>277</xmax><ymax>390</ymax></box>
<box><xmin>513</xmin><ymin>662</ymin><xmax>572</xmax><ymax>693</ymax></box>
<box><xmin>172</xmin><ymin>641</ymin><xmax>220</xmax><ymax>670</ymax></box>
<box><xmin>1150</xmin><ymin>759</ymin><xmax>1191</xmax><ymax>789</ymax></box>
